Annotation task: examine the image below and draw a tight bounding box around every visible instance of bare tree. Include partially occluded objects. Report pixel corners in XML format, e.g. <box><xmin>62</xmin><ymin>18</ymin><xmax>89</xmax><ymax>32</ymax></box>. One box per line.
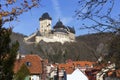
<box><xmin>75</xmin><ymin>0</ymin><xmax>120</xmax><ymax>33</ymax></box>
<box><xmin>75</xmin><ymin>0</ymin><xmax>120</xmax><ymax>78</ymax></box>
<box><xmin>0</xmin><ymin>0</ymin><xmax>40</xmax><ymax>23</ymax></box>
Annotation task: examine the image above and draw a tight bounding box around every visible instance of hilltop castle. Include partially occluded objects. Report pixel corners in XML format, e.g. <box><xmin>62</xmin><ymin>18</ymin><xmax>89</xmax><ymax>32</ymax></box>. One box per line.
<box><xmin>24</xmin><ymin>12</ymin><xmax>75</xmax><ymax>44</ymax></box>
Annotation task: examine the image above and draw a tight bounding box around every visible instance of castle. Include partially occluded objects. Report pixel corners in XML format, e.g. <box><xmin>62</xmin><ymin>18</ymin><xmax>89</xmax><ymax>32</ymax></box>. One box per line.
<box><xmin>24</xmin><ymin>12</ymin><xmax>75</xmax><ymax>44</ymax></box>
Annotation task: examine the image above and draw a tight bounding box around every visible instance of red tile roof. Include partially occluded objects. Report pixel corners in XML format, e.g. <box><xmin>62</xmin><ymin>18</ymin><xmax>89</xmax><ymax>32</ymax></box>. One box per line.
<box><xmin>13</xmin><ymin>54</ymin><xmax>43</xmax><ymax>74</ymax></box>
<box><xmin>58</xmin><ymin>61</ymin><xmax>95</xmax><ymax>74</ymax></box>
<box><xmin>72</xmin><ymin>61</ymin><xmax>95</xmax><ymax>67</ymax></box>
<box><xmin>116</xmin><ymin>69</ymin><xmax>120</xmax><ymax>78</ymax></box>
<box><xmin>107</xmin><ymin>69</ymin><xmax>120</xmax><ymax>78</ymax></box>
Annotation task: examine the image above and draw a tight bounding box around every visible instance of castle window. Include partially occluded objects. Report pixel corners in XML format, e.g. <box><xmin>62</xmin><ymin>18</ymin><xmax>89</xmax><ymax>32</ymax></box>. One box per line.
<box><xmin>47</xmin><ymin>24</ymin><xmax>50</xmax><ymax>27</ymax></box>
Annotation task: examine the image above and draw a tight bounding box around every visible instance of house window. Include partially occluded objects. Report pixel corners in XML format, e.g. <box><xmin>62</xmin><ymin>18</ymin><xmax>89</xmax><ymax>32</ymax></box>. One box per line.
<box><xmin>26</xmin><ymin>62</ymin><xmax>31</xmax><ymax>67</ymax></box>
<box><xmin>61</xmin><ymin>67</ymin><xmax>65</xmax><ymax>70</ymax></box>
<box><xmin>77</xmin><ymin>64</ymin><xmax>81</xmax><ymax>67</ymax></box>
<box><xmin>85</xmin><ymin>64</ymin><xmax>89</xmax><ymax>68</ymax></box>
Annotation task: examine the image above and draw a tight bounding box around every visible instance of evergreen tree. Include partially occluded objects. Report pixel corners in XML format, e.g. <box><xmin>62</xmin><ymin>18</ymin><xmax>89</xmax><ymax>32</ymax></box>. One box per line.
<box><xmin>0</xmin><ymin>19</ymin><xmax>19</xmax><ymax>80</ymax></box>
<box><xmin>14</xmin><ymin>64</ymin><xmax>30</xmax><ymax>80</ymax></box>
<box><xmin>0</xmin><ymin>0</ymin><xmax>40</xmax><ymax>80</ymax></box>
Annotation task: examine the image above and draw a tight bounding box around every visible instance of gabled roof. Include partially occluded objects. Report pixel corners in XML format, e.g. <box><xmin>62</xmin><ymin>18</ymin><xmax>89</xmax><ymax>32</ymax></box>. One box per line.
<box><xmin>67</xmin><ymin>68</ymin><xmax>88</xmax><ymax>80</ymax></box>
<box><xmin>58</xmin><ymin>61</ymin><xmax>95</xmax><ymax>74</ymax></box>
<box><xmin>14</xmin><ymin>54</ymin><xmax>43</xmax><ymax>74</ymax></box>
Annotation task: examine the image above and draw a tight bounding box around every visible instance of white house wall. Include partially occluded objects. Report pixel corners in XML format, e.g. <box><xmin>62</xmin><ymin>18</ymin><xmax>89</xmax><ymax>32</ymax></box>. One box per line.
<box><xmin>67</xmin><ymin>68</ymin><xmax>88</xmax><ymax>80</ymax></box>
<box><xmin>30</xmin><ymin>75</ymin><xmax>41</xmax><ymax>80</ymax></box>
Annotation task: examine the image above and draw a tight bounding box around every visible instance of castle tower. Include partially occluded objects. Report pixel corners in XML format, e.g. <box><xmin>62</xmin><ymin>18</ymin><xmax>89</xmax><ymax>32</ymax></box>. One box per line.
<box><xmin>39</xmin><ymin>13</ymin><xmax>52</xmax><ymax>35</ymax></box>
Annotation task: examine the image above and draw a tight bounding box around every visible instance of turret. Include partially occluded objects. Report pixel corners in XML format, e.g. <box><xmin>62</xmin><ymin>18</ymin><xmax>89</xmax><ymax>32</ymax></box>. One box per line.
<box><xmin>39</xmin><ymin>12</ymin><xmax>52</xmax><ymax>35</ymax></box>
<box><xmin>53</xmin><ymin>19</ymin><xmax>65</xmax><ymax>29</ymax></box>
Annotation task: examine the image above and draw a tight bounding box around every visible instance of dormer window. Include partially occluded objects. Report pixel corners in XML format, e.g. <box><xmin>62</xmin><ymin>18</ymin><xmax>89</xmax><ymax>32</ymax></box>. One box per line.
<box><xmin>26</xmin><ymin>62</ymin><xmax>31</xmax><ymax>67</ymax></box>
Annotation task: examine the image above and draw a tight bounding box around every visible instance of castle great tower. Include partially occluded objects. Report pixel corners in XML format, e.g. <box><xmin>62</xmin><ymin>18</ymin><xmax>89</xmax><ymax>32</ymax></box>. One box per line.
<box><xmin>39</xmin><ymin>13</ymin><xmax>52</xmax><ymax>35</ymax></box>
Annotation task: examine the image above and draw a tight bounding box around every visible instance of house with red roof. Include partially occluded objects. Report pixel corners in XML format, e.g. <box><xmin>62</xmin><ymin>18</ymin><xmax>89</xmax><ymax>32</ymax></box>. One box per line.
<box><xmin>58</xmin><ymin>61</ymin><xmax>95</xmax><ymax>74</ymax></box>
<box><xmin>14</xmin><ymin>54</ymin><xmax>120</xmax><ymax>80</ymax></box>
<box><xmin>13</xmin><ymin>54</ymin><xmax>47</xmax><ymax>80</ymax></box>
<box><xmin>45</xmin><ymin>60</ymin><xmax>95</xmax><ymax>80</ymax></box>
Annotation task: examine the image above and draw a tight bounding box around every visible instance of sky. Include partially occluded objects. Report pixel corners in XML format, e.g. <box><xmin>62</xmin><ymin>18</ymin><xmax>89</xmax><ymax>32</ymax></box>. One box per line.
<box><xmin>3</xmin><ymin>0</ymin><xmax>120</xmax><ymax>36</ymax></box>
<box><xmin>4</xmin><ymin>0</ymin><xmax>90</xmax><ymax>36</ymax></box>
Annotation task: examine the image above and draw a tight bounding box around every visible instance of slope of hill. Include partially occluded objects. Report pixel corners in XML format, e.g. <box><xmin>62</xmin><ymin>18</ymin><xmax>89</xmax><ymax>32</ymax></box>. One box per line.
<box><xmin>10</xmin><ymin>32</ymin><xmax>114</xmax><ymax>63</ymax></box>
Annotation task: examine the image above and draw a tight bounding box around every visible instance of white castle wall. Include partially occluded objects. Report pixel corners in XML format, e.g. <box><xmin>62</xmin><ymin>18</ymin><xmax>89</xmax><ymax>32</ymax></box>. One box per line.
<box><xmin>35</xmin><ymin>34</ymin><xmax>74</xmax><ymax>44</ymax></box>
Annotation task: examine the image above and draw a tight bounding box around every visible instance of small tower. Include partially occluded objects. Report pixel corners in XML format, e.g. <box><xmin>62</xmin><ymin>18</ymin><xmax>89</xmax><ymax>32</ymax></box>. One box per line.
<box><xmin>39</xmin><ymin>13</ymin><xmax>52</xmax><ymax>35</ymax></box>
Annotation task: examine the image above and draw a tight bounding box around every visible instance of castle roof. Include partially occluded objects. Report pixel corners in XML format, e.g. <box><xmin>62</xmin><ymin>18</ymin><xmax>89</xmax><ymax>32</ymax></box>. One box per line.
<box><xmin>53</xmin><ymin>20</ymin><xmax>75</xmax><ymax>34</ymax></box>
<box><xmin>39</xmin><ymin>12</ymin><xmax>52</xmax><ymax>20</ymax></box>
<box><xmin>67</xmin><ymin>26</ymin><xmax>75</xmax><ymax>34</ymax></box>
<box><xmin>53</xmin><ymin>20</ymin><xmax>66</xmax><ymax>29</ymax></box>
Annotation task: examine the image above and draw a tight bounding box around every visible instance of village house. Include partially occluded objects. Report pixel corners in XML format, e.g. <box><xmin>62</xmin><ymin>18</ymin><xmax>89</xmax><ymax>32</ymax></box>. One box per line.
<box><xmin>45</xmin><ymin>60</ymin><xmax>95</xmax><ymax>80</ymax></box>
<box><xmin>18</xmin><ymin>58</ymin><xmax>95</xmax><ymax>80</ymax></box>
<box><xmin>85</xmin><ymin>62</ymin><xmax>120</xmax><ymax>80</ymax></box>
<box><xmin>13</xmin><ymin>54</ymin><xmax>48</xmax><ymax>80</ymax></box>
<box><xmin>95</xmin><ymin>63</ymin><xmax>120</xmax><ymax>80</ymax></box>
<box><xmin>46</xmin><ymin>60</ymin><xmax>120</xmax><ymax>80</ymax></box>
<box><xmin>13</xmin><ymin>54</ymin><xmax>120</xmax><ymax>80</ymax></box>
<box><xmin>58</xmin><ymin>60</ymin><xmax>95</xmax><ymax>74</ymax></box>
